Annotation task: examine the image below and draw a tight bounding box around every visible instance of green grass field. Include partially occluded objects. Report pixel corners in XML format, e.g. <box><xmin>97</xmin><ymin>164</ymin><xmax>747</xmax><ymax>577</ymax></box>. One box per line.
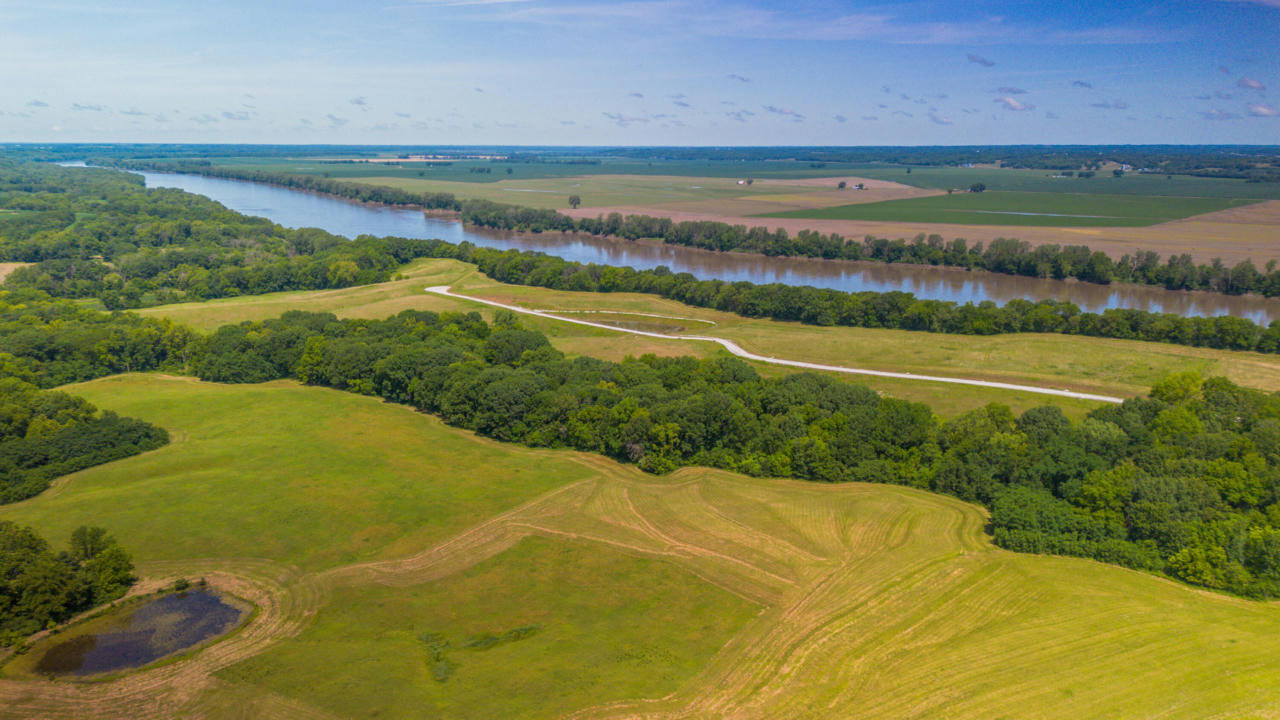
<box><xmin>218</xmin><ymin>536</ymin><xmax>758</xmax><ymax>720</ymax></box>
<box><xmin>761</xmin><ymin>190</ymin><xmax>1254</xmax><ymax>227</ymax></box>
<box><xmin>0</xmin><ymin>375</ymin><xmax>590</xmax><ymax>573</ymax></box>
<box><xmin>5</xmin><ymin>375</ymin><xmax>1280</xmax><ymax>718</ymax></box>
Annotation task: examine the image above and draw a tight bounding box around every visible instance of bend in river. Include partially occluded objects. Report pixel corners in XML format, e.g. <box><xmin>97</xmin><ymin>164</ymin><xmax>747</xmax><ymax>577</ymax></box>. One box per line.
<box><xmin>129</xmin><ymin>169</ymin><xmax>1280</xmax><ymax>324</ymax></box>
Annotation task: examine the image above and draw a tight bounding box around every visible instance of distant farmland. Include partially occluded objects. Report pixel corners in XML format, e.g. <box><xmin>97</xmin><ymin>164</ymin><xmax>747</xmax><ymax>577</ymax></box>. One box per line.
<box><xmin>761</xmin><ymin>190</ymin><xmax>1256</xmax><ymax>227</ymax></box>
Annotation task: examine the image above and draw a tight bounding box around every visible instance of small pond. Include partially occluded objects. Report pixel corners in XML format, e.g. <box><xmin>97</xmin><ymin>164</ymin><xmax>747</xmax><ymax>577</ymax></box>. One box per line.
<box><xmin>28</xmin><ymin>589</ymin><xmax>248</xmax><ymax>678</ymax></box>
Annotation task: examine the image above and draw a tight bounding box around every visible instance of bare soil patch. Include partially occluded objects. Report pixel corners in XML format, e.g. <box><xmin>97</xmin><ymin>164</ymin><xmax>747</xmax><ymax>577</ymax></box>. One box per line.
<box><xmin>0</xmin><ymin>263</ymin><xmax>31</xmax><ymax>282</ymax></box>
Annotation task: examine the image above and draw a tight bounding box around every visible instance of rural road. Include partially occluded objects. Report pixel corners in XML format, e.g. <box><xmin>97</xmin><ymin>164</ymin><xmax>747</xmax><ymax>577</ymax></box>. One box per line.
<box><xmin>425</xmin><ymin>286</ymin><xmax>1125</xmax><ymax>404</ymax></box>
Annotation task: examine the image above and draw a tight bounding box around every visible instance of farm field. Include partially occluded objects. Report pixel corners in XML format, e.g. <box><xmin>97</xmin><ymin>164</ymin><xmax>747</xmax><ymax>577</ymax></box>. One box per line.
<box><xmin>214</xmin><ymin>156</ymin><xmax>1280</xmax><ymax>200</ymax></box>
<box><xmin>760</xmin><ymin>190</ymin><xmax>1255</xmax><ymax>227</ymax></box>
<box><xmin>335</xmin><ymin>172</ymin><xmax>932</xmax><ymax>213</ymax></box>
<box><xmin>133</xmin><ymin>257</ymin><xmax>1280</xmax><ymax>419</ymax></box>
<box><xmin>847</xmin><ymin>163</ymin><xmax>1280</xmax><ymax>199</ymax></box>
<box><xmin>3</xmin><ymin>375</ymin><xmax>1280</xmax><ymax>718</ymax></box>
<box><xmin>194</xmin><ymin>155</ymin><xmax>1280</xmax><ymax>262</ymax></box>
<box><xmin>562</xmin><ymin>198</ymin><xmax>1280</xmax><ymax>265</ymax></box>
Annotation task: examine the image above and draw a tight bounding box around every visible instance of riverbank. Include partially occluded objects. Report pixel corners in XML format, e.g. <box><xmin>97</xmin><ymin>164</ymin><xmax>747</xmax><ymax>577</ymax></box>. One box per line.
<box><xmin>129</xmin><ymin>168</ymin><xmax>1280</xmax><ymax>324</ymax></box>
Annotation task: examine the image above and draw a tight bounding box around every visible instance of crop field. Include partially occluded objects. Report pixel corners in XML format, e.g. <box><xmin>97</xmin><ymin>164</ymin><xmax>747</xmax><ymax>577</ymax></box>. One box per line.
<box><xmin>134</xmin><ymin>257</ymin><xmax>1280</xmax><ymax>419</ymax></box>
<box><xmin>211</xmin><ymin>156</ymin><xmax>882</xmax><ymax>184</ymax></box>
<box><xmin>200</xmin><ymin>156</ymin><xmax>1280</xmax><ymax>262</ymax></box>
<box><xmin>845</xmin><ymin>164</ymin><xmax>1280</xmax><ymax>200</ymax></box>
<box><xmin>213</xmin><ymin>156</ymin><xmax>1280</xmax><ymax>200</ymax></box>
<box><xmin>343</xmin><ymin>173</ymin><xmax>849</xmax><ymax>212</ymax></box>
<box><xmin>4</xmin><ymin>375</ymin><xmax>1280</xmax><ymax>718</ymax></box>
<box><xmin>761</xmin><ymin>191</ymin><xmax>1254</xmax><ymax>227</ymax></box>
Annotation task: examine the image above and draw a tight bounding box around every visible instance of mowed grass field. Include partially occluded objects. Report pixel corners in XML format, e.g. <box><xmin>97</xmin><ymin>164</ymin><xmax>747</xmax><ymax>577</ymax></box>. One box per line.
<box><xmin>762</xmin><ymin>190</ymin><xmax>1254</xmax><ymax>227</ymax></box>
<box><xmin>4</xmin><ymin>376</ymin><xmax>1280</xmax><ymax>718</ymax></box>
<box><xmin>0</xmin><ymin>375</ymin><xmax>591</xmax><ymax>573</ymax></box>
<box><xmin>135</xmin><ymin>257</ymin><xmax>1280</xmax><ymax>419</ymax></box>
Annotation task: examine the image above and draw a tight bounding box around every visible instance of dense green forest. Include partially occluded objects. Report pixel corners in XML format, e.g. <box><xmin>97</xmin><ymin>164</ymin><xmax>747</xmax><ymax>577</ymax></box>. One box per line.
<box><xmin>100</xmin><ymin>159</ymin><xmax>1280</xmax><ymax>296</ymax></box>
<box><xmin>0</xmin><ymin>523</ymin><xmax>135</xmax><ymax>644</ymax></box>
<box><xmin>451</xmin><ymin>244</ymin><xmax>1280</xmax><ymax>352</ymax></box>
<box><xmin>0</xmin><ymin>160</ymin><xmax>402</xmax><ymax>309</ymax></box>
<box><xmin>182</xmin><ymin>308</ymin><xmax>1280</xmax><ymax>599</ymax></box>
<box><xmin>0</xmin><ymin>376</ymin><xmax>169</xmax><ymax>504</ymax></box>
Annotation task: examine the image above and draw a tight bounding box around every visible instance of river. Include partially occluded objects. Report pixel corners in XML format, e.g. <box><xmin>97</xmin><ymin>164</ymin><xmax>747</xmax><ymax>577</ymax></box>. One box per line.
<box><xmin>111</xmin><ymin>167</ymin><xmax>1280</xmax><ymax>324</ymax></box>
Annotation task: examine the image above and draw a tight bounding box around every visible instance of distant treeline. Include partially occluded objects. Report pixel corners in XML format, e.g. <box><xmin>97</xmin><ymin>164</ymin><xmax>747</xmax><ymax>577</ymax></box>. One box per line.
<box><xmin>0</xmin><ymin>377</ymin><xmax>168</xmax><ymax>504</ymax></box>
<box><xmin>101</xmin><ymin>159</ymin><xmax>1280</xmax><ymax>297</ymax></box>
<box><xmin>16</xmin><ymin>144</ymin><xmax>1273</xmax><ymax>181</ymax></box>
<box><xmin>0</xmin><ymin>160</ymin><xmax>414</xmax><ymax>309</ymax></box>
<box><xmin>1</xmin><ymin>524</ymin><xmax>135</xmax><ymax>644</ymax></box>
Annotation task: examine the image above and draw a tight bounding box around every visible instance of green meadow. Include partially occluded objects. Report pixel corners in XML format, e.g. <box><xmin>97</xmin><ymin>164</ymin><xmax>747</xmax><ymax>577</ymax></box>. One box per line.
<box><xmin>4</xmin><ymin>375</ymin><xmax>1280</xmax><ymax>718</ymax></box>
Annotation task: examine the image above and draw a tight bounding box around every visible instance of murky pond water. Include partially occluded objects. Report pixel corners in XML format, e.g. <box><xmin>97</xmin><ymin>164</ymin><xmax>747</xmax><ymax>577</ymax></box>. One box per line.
<box><xmin>32</xmin><ymin>590</ymin><xmax>247</xmax><ymax>677</ymax></box>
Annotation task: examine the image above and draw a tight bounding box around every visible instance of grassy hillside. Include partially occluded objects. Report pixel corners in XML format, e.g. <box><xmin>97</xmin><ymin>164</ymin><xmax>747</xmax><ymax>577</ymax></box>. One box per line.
<box><xmin>3</xmin><ymin>376</ymin><xmax>1280</xmax><ymax>718</ymax></box>
<box><xmin>762</xmin><ymin>191</ymin><xmax>1253</xmax><ymax>227</ymax></box>
<box><xmin>0</xmin><ymin>375</ymin><xmax>589</xmax><ymax>573</ymax></box>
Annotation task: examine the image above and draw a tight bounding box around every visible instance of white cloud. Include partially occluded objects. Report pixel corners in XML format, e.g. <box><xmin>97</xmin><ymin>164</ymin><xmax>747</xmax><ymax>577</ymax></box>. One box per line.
<box><xmin>994</xmin><ymin>96</ymin><xmax>1033</xmax><ymax>111</ymax></box>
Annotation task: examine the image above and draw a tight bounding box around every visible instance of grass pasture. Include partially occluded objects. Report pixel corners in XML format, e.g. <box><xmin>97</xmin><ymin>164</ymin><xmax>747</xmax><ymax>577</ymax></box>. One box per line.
<box><xmin>761</xmin><ymin>190</ymin><xmax>1254</xmax><ymax>227</ymax></box>
<box><xmin>219</xmin><ymin>536</ymin><xmax>759</xmax><ymax>720</ymax></box>
<box><xmin>0</xmin><ymin>374</ymin><xmax>589</xmax><ymax>573</ymax></box>
<box><xmin>3</xmin><ymin>376</ymin><xmax>1280</xmax><ymax>717</ymax></box>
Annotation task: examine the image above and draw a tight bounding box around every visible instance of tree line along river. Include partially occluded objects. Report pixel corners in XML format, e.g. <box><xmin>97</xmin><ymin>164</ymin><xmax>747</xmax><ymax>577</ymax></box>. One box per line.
<box><xmin>129</xmin><ymin>168</ymin><xmax>1280</xmax><ymax>325</ymax></box>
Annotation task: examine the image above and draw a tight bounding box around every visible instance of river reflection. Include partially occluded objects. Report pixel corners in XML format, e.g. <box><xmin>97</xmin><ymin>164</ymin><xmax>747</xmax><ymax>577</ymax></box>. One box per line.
<box><xmin>124</xmin><ymin>168</ymin><xmax>1280</xmax><ymax>325</ymax></box>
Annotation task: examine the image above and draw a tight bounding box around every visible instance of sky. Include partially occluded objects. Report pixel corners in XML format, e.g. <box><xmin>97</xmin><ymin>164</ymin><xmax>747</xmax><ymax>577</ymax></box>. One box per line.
<box><xmin>0</xmin><ymin>0</ymin><xmax>1278</xmax><ymax>145</ymax></box>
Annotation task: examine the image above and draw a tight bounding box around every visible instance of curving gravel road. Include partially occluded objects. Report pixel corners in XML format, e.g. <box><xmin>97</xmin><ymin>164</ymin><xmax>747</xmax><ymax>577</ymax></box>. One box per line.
<box><xmin>426</xmin><ymin>286</ymin><xmax>1125</xmax><ymax>404</ymax></box>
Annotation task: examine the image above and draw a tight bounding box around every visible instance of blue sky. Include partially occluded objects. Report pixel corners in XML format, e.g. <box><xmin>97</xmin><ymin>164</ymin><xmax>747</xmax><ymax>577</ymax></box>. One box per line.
<box><xmin>1</xmin><ymin>0</ymin><xmax>1277</xmax><ymax>144</ymax></box>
